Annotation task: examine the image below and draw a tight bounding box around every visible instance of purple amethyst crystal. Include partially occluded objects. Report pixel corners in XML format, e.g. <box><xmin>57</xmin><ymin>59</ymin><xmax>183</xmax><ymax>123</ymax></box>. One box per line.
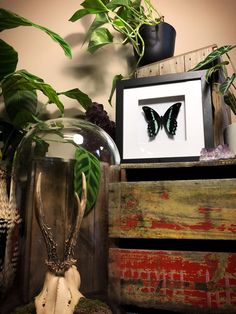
<box><xmin>200</xmin><ymin>144</ymin><xmax>235</xmax><ymax>161</ymax></box>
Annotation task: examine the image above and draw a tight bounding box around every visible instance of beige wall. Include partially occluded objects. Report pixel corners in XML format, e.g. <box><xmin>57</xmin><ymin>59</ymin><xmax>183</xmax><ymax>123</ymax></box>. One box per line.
<box><xmin>1</xmin><ymin>0</ymin><xmax>236</xmax><ymax>120</ymax></box>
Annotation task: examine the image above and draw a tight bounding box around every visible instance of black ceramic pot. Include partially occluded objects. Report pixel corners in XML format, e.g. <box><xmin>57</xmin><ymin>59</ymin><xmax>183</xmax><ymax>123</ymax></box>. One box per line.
<box><xmin>135</xmin><ymin>22</ymin><xmax>176</xmax><ymax>66</ymax></box>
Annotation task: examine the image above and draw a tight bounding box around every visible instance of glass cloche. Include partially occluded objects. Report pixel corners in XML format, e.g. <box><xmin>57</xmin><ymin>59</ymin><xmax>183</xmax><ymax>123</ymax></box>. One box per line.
<box><xmin>10</xmin><ymin>118</ymin><xmax>120</xmax><ymax>304</ymax></box>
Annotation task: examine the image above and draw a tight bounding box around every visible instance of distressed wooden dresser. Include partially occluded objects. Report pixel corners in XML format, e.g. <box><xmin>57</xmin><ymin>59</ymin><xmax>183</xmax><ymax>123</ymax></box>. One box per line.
<box><xmin>108</xmin><ymin>160</ymin><xmax>236</xmax><ymax>313</ymax></box>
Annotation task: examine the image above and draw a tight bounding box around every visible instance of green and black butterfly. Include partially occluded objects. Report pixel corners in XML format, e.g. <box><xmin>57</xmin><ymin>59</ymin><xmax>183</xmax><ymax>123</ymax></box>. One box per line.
<box><xmin>142</xmin><ymin>102</ymin><xmax>182</xmax><ymax>138</ymax></box>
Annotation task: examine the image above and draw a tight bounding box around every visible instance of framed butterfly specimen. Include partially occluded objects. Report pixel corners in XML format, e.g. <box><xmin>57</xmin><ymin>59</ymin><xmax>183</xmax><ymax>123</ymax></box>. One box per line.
<box><xmin>116</xmin><ymin>71</ymin><xmax>214</xmax><ymax>163</ymax></box>
<box><xmin>142</xmin><ymin>102</ymin><xmax>182</xmax><ymax>138</ymax></box>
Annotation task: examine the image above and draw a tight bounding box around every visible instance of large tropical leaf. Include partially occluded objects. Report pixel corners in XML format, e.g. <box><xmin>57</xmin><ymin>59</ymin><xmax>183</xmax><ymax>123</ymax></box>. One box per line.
<box><xmin>88</xmin><ymin>27</ymin><xmax>113</xmax><ymax>53</ymax></box>
<box><xmin>3</xmin><ymin>89</ymin><xmax>38</xmax><ymax>128</ymax></box>
<box><xmin>58</xmin><ymin>88</ymin><xmax>92</xmax><ymax>111</ymax></box>
<box><xmin>0</xmin><ymin>39</ymin><xmax>18</xmax><ymax>80</ymax></box>
<box><xmin>1</xmin><ymin>70</ymin><xmax>64</xmax><ymax>115</ymax></box>
<box><xmin>0</xmin><ymin>8</ymin><xmax>72</xmax><ymax>58</ymax></box>
<box><xmin>74</xmin><ymin>147</ymin><xmax>101</xmax><ymax>216</ymax></box>
<box><xmin>191</xmin><ymin>45</ymin><xmax>236</xmax><ymax>71</ymax></box>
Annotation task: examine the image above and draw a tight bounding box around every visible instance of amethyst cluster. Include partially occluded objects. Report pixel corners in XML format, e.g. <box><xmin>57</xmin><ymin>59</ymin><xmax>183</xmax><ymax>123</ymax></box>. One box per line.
<box><xmin>85</xmin><ymin>102</ymin><xmax>116</xmax><ymax>140</ymax></box>
<box><xmin>200</xmin><ymin>144</ymin><xmax>235</xmax><ymax>161</ymax></box>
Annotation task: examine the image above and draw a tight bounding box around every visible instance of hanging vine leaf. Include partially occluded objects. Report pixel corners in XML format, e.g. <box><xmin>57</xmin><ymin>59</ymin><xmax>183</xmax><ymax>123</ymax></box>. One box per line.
<box><xmin>224</xmin><ymin>90</ymin><xmax>236</xmax><ymax>115</ymax></box>
<box><xmin>205</xmin><ymin>61</ymin><xmax>229</xmax><ymax>82</ymax></box>
<box><xmin>219</xmin><ymin>73</ymin><xmax>236</xmax><ymax>95</ymax></box>
<box><xmin>74</xmin><ymin>147</ymin><xmax>101</xmax><ymax>216</ymax></box>
<box><xmin>191</xmin><ymin>45</ymin><xmax>236</xmax><ymax>71</ymax></box>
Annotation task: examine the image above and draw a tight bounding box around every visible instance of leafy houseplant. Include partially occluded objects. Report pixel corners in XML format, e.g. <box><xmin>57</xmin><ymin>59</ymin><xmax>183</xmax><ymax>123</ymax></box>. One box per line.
<box><xmin>0</xmin><ymin>8</ymin><xmax>93</xmax><ymax>170</ymax></box>
<box><xmin>69</xmin><ymin>0</ymin><xmax>176</xmax><ymax>103</ymax></box>
<box><xmin>69</xmin><ymin>0</ymin><xmax>164</xmax><ymax>67</ymax></box>
<box><xmin>191</xmin><ymin>45</ymin><xmax>236</xmax><ymax>115</ymax></box>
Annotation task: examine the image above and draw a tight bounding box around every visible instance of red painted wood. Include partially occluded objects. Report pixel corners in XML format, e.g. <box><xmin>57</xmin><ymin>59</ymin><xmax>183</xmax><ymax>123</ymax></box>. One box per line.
<box><xmin>109</xmin><ymin>248</ymin><xmax>236</xmax><ymax>311</ymax></box>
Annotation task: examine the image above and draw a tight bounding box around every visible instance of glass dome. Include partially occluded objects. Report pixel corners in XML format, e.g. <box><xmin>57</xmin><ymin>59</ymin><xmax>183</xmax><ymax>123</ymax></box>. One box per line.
<box><xmin>15</xmin><ymin>117</ymin><xmax>120</xmax><ymax>165</ymax></box>
<box><xmin>10</xmin><ymin>117</ymin><xmax>120</xmax><ymax>303</ymax></box>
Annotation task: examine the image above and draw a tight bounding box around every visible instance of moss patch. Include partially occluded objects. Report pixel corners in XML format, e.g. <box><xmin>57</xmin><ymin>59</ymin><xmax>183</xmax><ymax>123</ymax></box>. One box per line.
<box><xmin>11</xmin><ymin>298</ymin><xmax>112</xmax><ymax>314</ymax></box>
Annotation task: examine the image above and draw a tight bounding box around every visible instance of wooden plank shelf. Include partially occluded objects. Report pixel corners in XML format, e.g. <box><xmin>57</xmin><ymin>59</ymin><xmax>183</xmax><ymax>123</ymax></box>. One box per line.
<box><xmin>108</xmin><ymin>160</ymin><xmax>236</xmax><ymax>312</ymax></box>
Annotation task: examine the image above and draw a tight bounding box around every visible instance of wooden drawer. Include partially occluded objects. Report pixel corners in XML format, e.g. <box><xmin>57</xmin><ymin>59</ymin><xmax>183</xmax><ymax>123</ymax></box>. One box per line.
<box><xmin>109</xmin><ymin>248</ymin><xmax>236</xmax><ymax>313</ymax></box>
<box><xmin>109</xmin><ymin>179</ymin><xmax>236</xmax><ymax>240</ymax></box>
<box><xmin>108</xmin><ymin>160</ymin><xmax>236</xmax><ymax>312</ymax></box>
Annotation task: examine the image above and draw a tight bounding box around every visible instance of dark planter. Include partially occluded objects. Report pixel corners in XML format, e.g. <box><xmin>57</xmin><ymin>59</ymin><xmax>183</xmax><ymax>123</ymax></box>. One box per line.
<box><xmin>135</xmin><ymin>22</ymin><xmax>176</xmax><ymax>66</ymax></box>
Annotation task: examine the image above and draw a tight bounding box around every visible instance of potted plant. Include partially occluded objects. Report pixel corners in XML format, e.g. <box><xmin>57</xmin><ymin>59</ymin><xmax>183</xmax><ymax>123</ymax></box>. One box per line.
<box><xmin>69</xmin><ymin>0</ymin><xmax>176</xmax><ymax>103</ymax></box>
<box><xmin>191</xmin><ymin>45</ymin><xmax>236</xmax><ymax>153</ymax></box>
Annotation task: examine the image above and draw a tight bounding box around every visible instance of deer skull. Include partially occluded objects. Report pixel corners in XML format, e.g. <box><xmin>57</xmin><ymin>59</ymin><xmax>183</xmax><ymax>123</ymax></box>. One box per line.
<box><xmin>34</xmin><ymin>172</ymin><xmax>87</xmax><ymax>314</ymax></box>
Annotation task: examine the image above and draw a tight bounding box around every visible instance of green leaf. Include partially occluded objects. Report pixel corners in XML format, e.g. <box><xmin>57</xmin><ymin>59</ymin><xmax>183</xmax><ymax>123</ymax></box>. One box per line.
<box><xmin>88</xmin><ymin>27</ymin><xmax>113</xmax><ymax>53</ymax></box>
<box><xmin>15</xmin><ymin>69</ymin><xmax>44</xmax><ymax>82</ymax></box>
<box><xmin>81</xmin><ymin>0</ymin><xmax>109</xmax><ymax>13</ymax></box>
<box><xmin>219</xmin><ymin>73</ymin><xmax>236</xmax><ymax>95</ymax></box>
<box><xmin>107</xmin><ymin>0</ymin><xmax>130</xmax><ymax>9</ymax></box>
<box><xmin>0</xmin><ymin>8</ymin><xmax>32</xmax><ymax>30</ymax></box>
<box><xmin>3</xmin><ymin>89</ymin><xmax>38</xmax><ymax>128</ymax></box>
<box><xmin>58</xmin><ymin>88</ymin><xmax>92</xmax><ymax>111</ymax></box>
<box><xmin>0</xmin><ymin>8</ymin><xmax>72</xmax><ymax>58</ymax></box>
<box><xmin>205</xmin><ymin>61</ymin><xmax>229</xmax><ymax>82</ymax></box>
<box><xmin>74</xmin><ymin>147</ymin><xmax>101</xmax><ymax>216</ymax></box>
<box><xmin>83</xmin><ymin>13</ymin><xmax>108</xmax><ymax>44</ymax></box>
<box><xmin>108</xmin><ymin>74</ymin><xmax>124</xmax><ymax>105</ymax></box>
<box><xmin>2</xmin><ymin>70</ymin><xmax>64</xmax><ymax>115</ymax></box>
<box><xmin>10</xmin><ymin>109</ymin><xmax>40</xmax><ymax>129</ymax></box>
<box><xmin>191</xmin><ymin>45</ymin><xmax>236</xmax><ymax>71</ymax></box>
<box><xmin>0</xmin><ymin>39</ymin><xmax>18</xmax><ymax>80</ymax></box>
<box><xmin>113</xmin><ymin>18</ymin><xmax>126</xmax><ymax>27</ymax></box>
<box><xmin>0</xmin><ymin>120</ymin><xmax>24</xmax><ymax>162</ymax></box>
<box><xmin>69</xmin><ymin>9</ymin><xmax>90</xmax><ymax>22</ymax></box>
<box><xmin>33</xmin><ymin>136</ymin><xmax>50</xmax><ymax>157</ymax></box>
<box><xmin>224</xmin><ymin>90</ymin><xmax>236</xmax><ymax>115</ymax></box>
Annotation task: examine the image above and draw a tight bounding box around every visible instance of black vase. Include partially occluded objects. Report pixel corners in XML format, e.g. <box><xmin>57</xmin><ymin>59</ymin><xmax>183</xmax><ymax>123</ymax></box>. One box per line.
<box><xmin>135</xmin><ymin>22</ymin><xmax>176</xmax><ymax>66</ymax></box>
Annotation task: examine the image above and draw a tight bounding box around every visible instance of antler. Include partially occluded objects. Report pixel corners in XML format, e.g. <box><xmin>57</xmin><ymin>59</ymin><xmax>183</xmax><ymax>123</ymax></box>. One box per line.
<box><xmin>35</xmin><ymin>172</ymin><xmax>60</xmax><ymax>273</ymax></box>
<box><xmin>35</xmin><ymin>172</ymin><xmax>87</xmax><ymax>275</ymax></box>
<box><xmin>64</xmin><ymin>172</ymin><xmax>87</xmax><ymax>263</ymax></box>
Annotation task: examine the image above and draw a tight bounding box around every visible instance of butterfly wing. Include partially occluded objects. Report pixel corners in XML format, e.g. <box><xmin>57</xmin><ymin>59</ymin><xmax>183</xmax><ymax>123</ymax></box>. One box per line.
<box><xmin>163</xmin><ymin>102</ymin><xmax>182</xmax><ymax>135</ymax></box>
<box><xmin>142</xmin><ymin>106</ymin><xmax>162</xmax><ymax>138</ymax></box>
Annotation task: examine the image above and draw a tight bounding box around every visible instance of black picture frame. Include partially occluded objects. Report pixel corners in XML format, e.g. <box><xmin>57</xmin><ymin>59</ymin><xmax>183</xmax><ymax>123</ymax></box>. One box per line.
<box><xmin>116</xmin><ymin>70</ymin><xmax>214</xmax><ymax>163</ymax></box>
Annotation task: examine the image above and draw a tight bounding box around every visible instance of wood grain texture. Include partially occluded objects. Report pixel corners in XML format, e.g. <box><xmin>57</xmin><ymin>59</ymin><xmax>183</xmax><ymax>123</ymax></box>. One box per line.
<box><xmin>109</xmin><ymin>179</ymin><xmax>236</xmax><ymax>239</ymax></box>
<box><xmin>135</xmin><ymin>45</ymin><xmax>216</xmax><ymax>78</ymax></box>
<box><xmin>109</xmin><ymin>248</ymin><xmax>236</xmax><ymax>312</ymax></box>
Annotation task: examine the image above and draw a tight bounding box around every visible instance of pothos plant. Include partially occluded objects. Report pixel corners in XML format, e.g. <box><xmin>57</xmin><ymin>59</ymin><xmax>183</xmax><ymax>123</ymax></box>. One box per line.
<box><xmin>191</xmin><ymin>45</ymin><xmax>236</xmax><ymax>115</ymax></box>
<box><xmin>69</xmin><ymin>0</ymin><xmax>164</xmax><ymax>103</ymax></box>
<box><xmin>0</xmin><ymin>8</ymin><xmax>99</xmax><ymax>214</ymax></box>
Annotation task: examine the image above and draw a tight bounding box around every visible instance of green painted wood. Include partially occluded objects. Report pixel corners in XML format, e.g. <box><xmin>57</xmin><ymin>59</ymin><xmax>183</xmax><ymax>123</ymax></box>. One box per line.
<box><xmin>109</xmin><ymin>179</ymin><xmax>236</xmax><ymax>239</ymax></box>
